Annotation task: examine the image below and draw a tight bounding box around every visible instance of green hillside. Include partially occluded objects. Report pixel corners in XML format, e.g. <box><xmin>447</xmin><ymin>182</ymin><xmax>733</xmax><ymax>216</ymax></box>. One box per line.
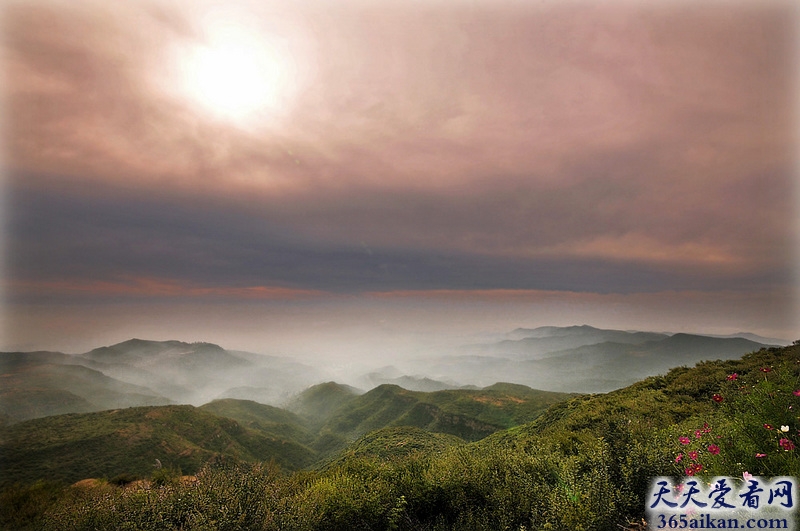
<box><xmin>318</xmin><ymin>383</ymin><xmax>574</xmax><ymax>447</ymax></box>
<box><xmin>286</xmin><ymin>381</ymin><xmax>362</xmax><ymax>427</ymax></box>
<box><xmin>329</xmin><ymin>426</ymin><xmax>466</xmax><ymax>464</ymax></box>
<box><xmin>199</xmin><ymin>398</ymin><xmax>314</xmax><ymax>445</ymax></box>
<box><xmin>0</xmin><ymin>354</ymin><xmax>171</xmax><ymax>422</ymax></box>
<box><xmin>0</xmin><ymin>381</ymin><xmax>563</xmax><ymax>493</ymax></box>
<box><xmin>4</xmin><ymin>342</ymin><xmax>800</xmax><ymax>530</ymax></box>
<box><xmin>0</xmin><ymin>405</ymin><xmax>316</xmax><ymax>487</ymax></box>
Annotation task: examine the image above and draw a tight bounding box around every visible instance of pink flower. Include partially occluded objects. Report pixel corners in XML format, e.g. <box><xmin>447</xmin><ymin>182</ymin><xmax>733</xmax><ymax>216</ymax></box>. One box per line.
<box><xmin>703</xmin><ymin>423</ymin><xmax>711</xmax><ymax>433</ymax></box>
<box><xmin>688</xmin><ymin>450</ymin><xmax>699</xmax><ymax>461</ymax></box>
<box><xmin>793</xmin><ymin>390</ymin><xmax>800</xmax><ymax>397</ymax></box>
<box><xmin>743</xmin><ymin>472</ymin><xmax>753</xmax><ymax>481</ymax></box>
<box><xmin>760</xmin><ymin>367</ymin><xmax>772</xmax><ymax>373</ymax></box>
<box><xmin>685</xmin><ymin>467</ymin><xmax>696</xmax><ymax>476</ymax></box>
<box><xmin>779</xmin><ymin>438</ymin><xmax>795</xmax><ymax>451</ymax></box>
<box><xmin>679</xmin><ymin>436</ymin><xmax>691</xmax><ymax>445</ymax></box>
<box><xmin>675</xmin><ymin>453</ymin><xmax>683</xmax><ymax>463</ymax></box>
<box><xmin>712</xmin><ymin>394</ymin><xmax>724</xmax><ymax>403</ymax></box>
<box><xmin>695</xmin><ymin>430</ymin><xmax>703</xmax><ymax>439</ymax></box>
<box><xmin>764</xmin><ymin>424</ymin><xmax>775</xmax><ymax>430</ymax></box>
<box><xmin>675</xmin><ymin>483</ymin><xmax>685</xmax><ymax>493</ymax></box>
<box><xmin>727</xmin><ymin>373</ymin><xmax>738</xmax><ymax>380</ymax></box>
<box><xmin>756</xmin><ymin>453</ymin><xmax>767</xmax><ymax>458</ymax></box>
<box><xmin>707</xmin><ymin>444</ymin><xmax>720</xmax><ymax>455</ymax></box>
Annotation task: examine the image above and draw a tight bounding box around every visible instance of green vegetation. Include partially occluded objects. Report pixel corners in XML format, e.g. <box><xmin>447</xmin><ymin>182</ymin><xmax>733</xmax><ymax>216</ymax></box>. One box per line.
<box><xmin>199</xmin><ymin>398</ymin><xmax>315</xmax><ymax>445</ymax></box>
<box><xmin>312</xmin><ymin>383</ymin><xmax>573</xmax><ymax>450</ymax></box>
<box><xmin>0</xmin><ymin>353</ymin><xmax>170</xmax><ymax>422</ymax></box>
<box><xmin>2</xmin><ymin>343</ymin><xmax>799</xmax><ymax>530</ymax></box>
<box><xmin>0</xmin><ymin>405</ymin><xmax>317</xmax><ymax>487</ymax></box>
<box><xmin>286</xmin><ymin>382</ymin><xmax>362</xmax><ymax>427</ymax></box>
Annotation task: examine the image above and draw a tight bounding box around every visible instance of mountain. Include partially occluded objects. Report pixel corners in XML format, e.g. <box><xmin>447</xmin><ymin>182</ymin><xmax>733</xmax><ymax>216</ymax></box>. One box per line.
<box><xmin>492</xmin><ymin>324</ymin><xmax>669</xmax><ymax>357</ymax></box>
<box><xmin>314</xmin><ymin>383</ymin><xmax>574</xmax><ymax>451</ymax></box>
<box><xmin>360</xmin><ymin>372</ymin><xmax>466</xmax><ymax>392</ymax></box>
<box><xmin>286</xmin><ymin>382</ymin><xmax>363</xmax><ymax>427</ymax></box>
<box><xmin>199</xmin><ymin>398</ymin><xmax>314</xmax><ymax>446</ymax></box>
<box><xmin>704</xmin><ymin>332</ymin><xmax>790</xmax><ymax>345</ymax></box>
<box><xmin>420</xmin><ymin>329</ymin><xmax>774</xmax><ymax>393</ymax></box>
<box><xmin>0</xmin><ymin>404</ymin><xmax>317</xmax><ymax>487</ymax></box>
<box><xmin>512</xmin><ymin>333</ymin><xmax>770</xmax><ymax>392</ymax></box>
<box><xmin>1</xmin><ymin>339</ymin><xmax>335</xmax><ymax>423</ymax></box>
<box><xmin>76</xmin><ymin>339</ymin><xmax>329</xmax><ymax>406</ymax></box>
<box><xmin>1</xmin><ymin>328</ymin><xmax>779</xmax><ymax>425</ymax></box>
<box><xmin>0</xmin><ymin>380</ymin><xmax>570</xmax><ymax>488</ymax></box>
<box><xmin>0</xmin><ymin>352</ymin><xmax>170</xmax><ymax>422</ymax></box>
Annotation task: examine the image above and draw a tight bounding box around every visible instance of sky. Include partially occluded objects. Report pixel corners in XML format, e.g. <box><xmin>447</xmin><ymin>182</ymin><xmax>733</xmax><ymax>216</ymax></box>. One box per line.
<box><xmin>1</xmin><ymin>0</ymin><xmax>798</xmax><ymax>356</ymax></box>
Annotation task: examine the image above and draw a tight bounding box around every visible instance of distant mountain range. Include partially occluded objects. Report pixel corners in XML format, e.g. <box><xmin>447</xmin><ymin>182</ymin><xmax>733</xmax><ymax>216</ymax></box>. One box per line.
<box><xmin>414</xmin><ymin>325</ymin><xmax>785</xmax><ymax>393</ymax></box>
<box><xmin>0</xmin><ymin>326</ymin><xmax>789</xmax><ymax>423</ymax></box>
<box><xmin>0</xmin><ymin>339</ymin><xmax>328</xmax><ymax>422</ymax></box>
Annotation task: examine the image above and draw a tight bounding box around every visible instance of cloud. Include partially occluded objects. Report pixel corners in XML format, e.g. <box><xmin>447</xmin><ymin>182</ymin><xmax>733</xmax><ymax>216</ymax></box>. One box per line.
<box><xmin>7</xmin><ymin>177</ymin><xmax>791</xmax><ymax>302</ymax></box>
<box><xmin>6</xmin><ymin>276</ymin><xmax>328</xmax><ymax>301</ymax></box>
<box><xmin>1</xmin><ymin>0</ymin><xmax>796</xmax><ymax>347</ymax></box>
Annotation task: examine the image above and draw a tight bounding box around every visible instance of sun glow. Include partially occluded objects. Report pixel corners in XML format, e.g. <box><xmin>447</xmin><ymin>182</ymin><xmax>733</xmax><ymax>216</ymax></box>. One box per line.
<box><xmin>178</xmin><ymin>21</ymin><xmax>298</xmax><ymax>125</ymax></box>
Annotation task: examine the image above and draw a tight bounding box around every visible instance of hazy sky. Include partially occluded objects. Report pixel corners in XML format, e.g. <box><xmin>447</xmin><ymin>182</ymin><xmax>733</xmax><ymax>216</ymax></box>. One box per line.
<box><xmin>2</xmin><ymin>0</ymin><xmax>798</xmax><ymax>355</ymax></box>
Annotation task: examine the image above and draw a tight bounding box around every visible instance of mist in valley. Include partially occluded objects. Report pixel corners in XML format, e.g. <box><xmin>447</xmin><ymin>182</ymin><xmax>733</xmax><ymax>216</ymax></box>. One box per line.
<box><xmin>3</xmin><ymin>292</ymin><xmax>791</xmax><ymax>423</ymax></box>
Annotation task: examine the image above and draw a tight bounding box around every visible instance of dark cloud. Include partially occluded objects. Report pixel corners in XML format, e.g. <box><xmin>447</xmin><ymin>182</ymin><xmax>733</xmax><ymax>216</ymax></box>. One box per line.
<box><xmin>7</xmin><ymin>177</ymin><xmax>791</xmax><ymax>306</ymax></box>
<box><xmin>1</xmin><ymin>0</ymin><xmax>797</xmax><ymax>346</ymax></box>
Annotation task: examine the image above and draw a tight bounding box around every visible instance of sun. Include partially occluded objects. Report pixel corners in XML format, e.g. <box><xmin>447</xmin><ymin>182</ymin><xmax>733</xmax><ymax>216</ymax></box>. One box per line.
<box><xmin>178</xmin><ymin>24</ymin><xmax>296</xmax><ymax>125</ymax></box>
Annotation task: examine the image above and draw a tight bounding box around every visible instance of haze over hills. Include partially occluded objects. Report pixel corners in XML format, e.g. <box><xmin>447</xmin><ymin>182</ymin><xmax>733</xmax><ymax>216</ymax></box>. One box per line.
<box><xmin>4</xmin><ymin>322</ymin><xmax>781</xmax><ymax>488</ymax></box>
<box><xmin>487</xmin><ymin>324</ymin><xmax>670</xmax><ymax>357</ymax></box>
<box><xmin>4</xmin><ymin>341</ymin><xmax>800</xmax><ymax>530</ymax></box>
<box><xmin>79</xmin><ymin>339</ymin><xmax>328</xmax><ymax>405</ymax></box>
<box><xmin>0</xmin><ymin>351</ymin><xmax>171</xmax><ymax>422</ymax></box>
<box><xmin>0</xmin><ymin>325</ymin><xmax>785</xmax><ymax>423</ymax></box>
<box><xmin>0</xmin><ymin>381</ymin><xmax>572</xmax><ymax>486</ymax></box>
<box><xmin>1</xmin><ymin>340</ymin><xmax>330</xmax><ymax>421</ymax></box>
<box><xmin>412</xmin><ymin>326</ymin><xmax>779</xmax><ymax>393</ymax></box>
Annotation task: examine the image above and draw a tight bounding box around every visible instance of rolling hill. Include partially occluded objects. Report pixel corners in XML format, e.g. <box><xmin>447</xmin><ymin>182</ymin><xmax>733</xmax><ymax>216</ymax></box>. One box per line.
<box><xmin>1</xmin><ymin>328</ymin><xmax>782</xmax><ymax>425</ymax></box>
<box><xmin>78</xmin><ymin>339</ymin><xmax>328</xmax><ymax>406</ymax></box>
<box><xmin>0</xmin><ymin>381</ymin><xmax>573</xmax><ymax>486</ymax></box>
<box><xmin>199</xmin><ymin>398</ymin><xmax>314</xmax><ymax>445</ymax></box>
<box><xmin>485</xmin><ymin>324</ymin><xmax>670</xmax><ymax>358</ymax></box>
<box><xmin>0</xmin><ymin>404</ymin><xmax>317</xmax><ymax>487</ymax></box>
<box><xmin>422</xmin><ymin>328</ymin><xmax>774</xmax><ymax>392</ymax></box>
<box><xmin>0</xmin><ymin>352</ymin><xmax>171</xmax><ymax>422</ymax></box>
<box><xmin>1</xmin><ymin>339</ymin><xmax>331</xmax><ymax>422</ymax></box>
<box><xmin>310</xmin><ymin>383</ymin><xmax>575</xmax><ymax>456</ymax></box>
<box><xmin>328</xmin><ymin>425</ymin><xmax>466</xmax><ymax>464</ymax></box>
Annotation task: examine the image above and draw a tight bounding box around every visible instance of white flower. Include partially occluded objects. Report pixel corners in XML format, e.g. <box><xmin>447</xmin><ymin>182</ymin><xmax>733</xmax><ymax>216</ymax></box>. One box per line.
<box><xmin>781</xmin><ymin>425</ymin><xmax>790</xmax><ymax>432</ymax></box>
